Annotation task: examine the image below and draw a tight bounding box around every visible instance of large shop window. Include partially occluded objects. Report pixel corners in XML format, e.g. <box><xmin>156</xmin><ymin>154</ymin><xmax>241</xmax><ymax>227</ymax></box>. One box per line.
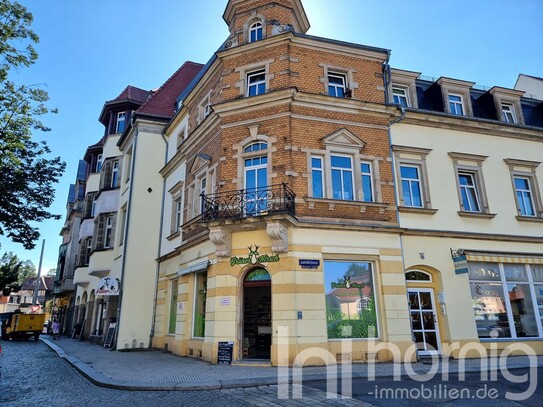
<box><xmin>169</xmin><ymin>279</ymin><xmax>178</xmax><ymax>335</ymax></box>
<box><xmin>324</xmin><ymin>261</ymin><xmax>378</xmax><ymax>339</ymax></box>
<box><xmin>193</xmin><ymin>272</ymin><xmax>207</xmax><ymax>338</ymax></box>
<box><xmin>468</xmin><ymin>261</ymin><xmax>543</xmax><ymax>339</ymax></box>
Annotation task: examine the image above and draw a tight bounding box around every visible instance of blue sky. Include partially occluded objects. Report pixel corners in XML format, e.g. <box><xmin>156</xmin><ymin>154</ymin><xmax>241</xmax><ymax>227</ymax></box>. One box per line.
<box><xmin>1</xmin><ymin>0</ymin><xmax>542</xmax><ymax>271</ymax></box>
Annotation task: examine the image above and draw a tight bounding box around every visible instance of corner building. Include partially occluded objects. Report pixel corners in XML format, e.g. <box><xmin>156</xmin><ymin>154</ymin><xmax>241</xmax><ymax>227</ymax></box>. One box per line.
<box><xmin>154</xmin><ymin>0</ymin><xmax>411</xmax><ymax>365</ymax></box>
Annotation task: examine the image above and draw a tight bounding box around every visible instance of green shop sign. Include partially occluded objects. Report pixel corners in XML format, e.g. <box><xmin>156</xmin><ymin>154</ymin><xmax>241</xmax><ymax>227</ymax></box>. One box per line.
<box><xmin>230</xmin><ymin>245</ymin><xmax>280</xmax><ymax>267</ymax></box>
<box><xmin>331</xmin><ymin>276</ymin><xmax>365</xmax><ymax>290</ymax></box>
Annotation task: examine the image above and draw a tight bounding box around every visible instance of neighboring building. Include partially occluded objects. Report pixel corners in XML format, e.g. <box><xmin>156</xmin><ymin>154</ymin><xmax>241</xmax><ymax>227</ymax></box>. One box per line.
<box><xmin>153</xmin><ymin>0</ymin><xmax>410</xmax><ymax>365</ymax></box>
<box><xmin>54</xmin><ymin>159</ymin><xmax>87</xmax><ymax>334</ymax></box>
<box><xmin>113</xmin><ymin>61</ymin><xmax>203</xmax><ymax>349</ymax></box>
<box><xmin>56</xmin><ymin>64</ymin><xmax>201</xmax><ymax>347</ymax></box>
<box><xmin>515</xmin><ymin>74</ymin><xmax>543</xmax><ymax>101</ymax></box>
<box><xmin>388</xmin><ymin>69</ymin><xmax>543</xmax><ymax>357</ymax></box>
<box><xmin>9</xmin><ymin>276</ymin><xmax>54</xmax><ymax>313</ymax></box>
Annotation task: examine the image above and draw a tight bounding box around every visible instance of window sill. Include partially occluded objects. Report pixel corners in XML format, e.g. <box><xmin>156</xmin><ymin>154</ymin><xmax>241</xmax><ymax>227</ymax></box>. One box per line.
<box><xmin>515</xmin><ymin>215</ymin><xmax>543</xmax><ymax>223</ymax></box>
<box><xmin>457</xmin><ymin>211</ymin><xmax>496</xmax><ymax>219</ymax></box>
<box><xmin>398</xmin><ymin>206</ymin><xmax>438</xmax><ymax>215</ymax></box>
<box><xmin>166</xmin><ymin>230</ymin><xmax>181</xmax><ymax>241</ymax></box>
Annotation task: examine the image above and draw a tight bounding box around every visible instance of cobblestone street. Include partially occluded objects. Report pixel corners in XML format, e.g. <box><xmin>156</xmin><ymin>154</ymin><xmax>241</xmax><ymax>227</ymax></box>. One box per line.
<box><xmin>0</xmin><ymin>341</ymin><xmax>371</xmax><ymax>406</ymax></box>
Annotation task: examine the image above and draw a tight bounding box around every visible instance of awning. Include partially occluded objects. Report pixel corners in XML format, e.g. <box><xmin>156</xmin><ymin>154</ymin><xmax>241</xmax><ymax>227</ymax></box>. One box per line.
<box><xmin>178</xmin><ymin>260</ymin><xmax>209</xmax><ymax>276</ymax></box>
<box><xmin>466</xmin><ymin>251</ymin><xmax>543</xmax><ymax>265</ymax></box>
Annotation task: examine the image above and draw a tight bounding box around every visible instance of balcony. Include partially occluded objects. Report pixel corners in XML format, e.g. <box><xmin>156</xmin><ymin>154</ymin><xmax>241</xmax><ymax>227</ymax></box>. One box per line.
<box><xmin>201</xmin><ymin>183</ymin><xmax>295</xmax><ymax>222</ymax></box>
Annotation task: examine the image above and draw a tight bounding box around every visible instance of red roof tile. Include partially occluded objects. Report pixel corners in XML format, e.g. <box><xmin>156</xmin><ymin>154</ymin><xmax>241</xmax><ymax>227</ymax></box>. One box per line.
<box><xmin>110</xmin><ymin>85</ymin><xmax>152</xmax><ymax>104</ymax></box>
<box><xmin>137</xmin><ymin>61</ymin><xmax>203</xmax><ymax>117</ymax></box>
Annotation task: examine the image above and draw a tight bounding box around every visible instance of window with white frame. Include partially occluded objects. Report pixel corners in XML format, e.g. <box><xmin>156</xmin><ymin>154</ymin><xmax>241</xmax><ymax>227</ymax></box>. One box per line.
<box><xmin>84</xmin><ymin>193</ymin><xmax>97</xmax><ymax>218</ymax></box>
<box><xmin>392</xmin><ymin>86</ymin><xmax>409</xmax><ymax>107</ymax></box>
<box><xmin>116</xmin><ymin>112</ymin><xmax>126</xmax><ymax>133</ymax></box>
<box><xmin>93</xmin><ymin>213</ymin><xmax>116</xmax><ymax>250</ymax></box>
<box><xmin>448</xmin><ymin>94</ymin><xmax>464</xmax><ymax>115</ymax></box>
<box><xmin>77</xmin><ymin>237</ymin><xmax>93</xmax><ymax>266</ymax></box>
<box><xmin>247</xmin><ymin>69</ymin><xmax>266</xmax><ymax>97</ymax></box>
<box><xmin>360</xmin><ymin>162</ymin><xmax>374</xmax><ymax>202</ymax></box>
<box><xmin>331</xmin><ymin>155</ymin><xmax>354</xmax><ymax>200</ymax></box>
<box><xmin>449</xmin><ymin>152</ymin><xmax>492</xmax><ymax>216</ymax></box>
<box><xmin>393</xmin><ymin>146</ymin><xmax>433</xmax><ymax>211</ymax></box>
<box><xmin>104</xmin><ymin>215</ymin><xmax>114</xmax><ymax>248</ymax></box>
<box><xmin>111</xmin><ymin>161</ymin><xmax>120</xmax><ymax>188</ymax></box>
<box><xmin>505</xmin><ymin>159</ymin><xmax>542</xmax><ymax>220</ymax></box>
<box><xmin>328</xmin><ymin>72</ymin><xmax>347</xmax><ymax>98</ymax></box>
<box><xmin>501</xmin><ymin>103</ymin><xmax>516</xmax><ymax>123</ymax></box>
<box><xmin>176</xmin><ymin>125</ymin><xmax>187</xmax><ymax>149</ymax></box>
<box><xmin>513</xmin><ymin>176</ymin><xmax>536</xmax><ymax>217</ymax></box>
<box><xmin>400</xmin><ymin>165</ymin><xmax>423</xmax><ymax>207</ymax></box>
<box><xmin>311</xmin><ymin>156</ymin><xmax>324</xmax><ymax>199</ymax></box>
<box><xmin>458</xmin><ymin>171</ymin><xmax>481</xmax><ymax>212</ymax></box>
<box><xmin>96</xmin><ymin>154</ymin><xmax>103</xmax><ymax>172</ymax></box>
<box><xmin>249</xmin><ymin>21</ymin><xmax>263</xmax><ymax>42</ymax></box>
<box><xmin>198</xmin><ymin>94</ymin><xmax>212</xmax><ymax>123</ymax></box>
<box><xmin>468</xmin><ymin>261</ymin><xmax>543</xmax><ymax>339</ymax></box>
<box><xmin>191</xmin><ymin>175</ymin><xmax>207</xmax><ymax>218</ymax></box>
<box><xmin>173</xmin><ymin>195</ymin><xmax>183</xmax><ymax>232</ymax></box>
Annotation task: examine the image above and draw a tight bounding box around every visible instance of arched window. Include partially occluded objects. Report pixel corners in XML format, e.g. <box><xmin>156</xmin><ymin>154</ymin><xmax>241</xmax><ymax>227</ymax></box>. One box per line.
<box><xmin>249</xmin><ymin>22</ymin><xmax>263</xmax><ymax>42</ymax></box>
<box><xmin>405</xmin><ymin>270</ymin><xmax>432</xmax><ymax>282</ymax></box>
<box><xmin>244</xmin><ymin>142</ymin><xmax>267</xmax><ymax>153</ymax></box>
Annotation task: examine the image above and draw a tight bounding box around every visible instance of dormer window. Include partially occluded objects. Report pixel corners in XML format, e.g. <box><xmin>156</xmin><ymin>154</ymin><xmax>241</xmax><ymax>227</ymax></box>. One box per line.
<box><xmin>328</xmin><ymin>73</ymin><xmax>347</xmax><ymax>98</ymax></box>
<box><xmin>249</xmin><ymin>22</ymin><xmax>263</xmax><ymax>42</ymax></box>
<box><xmin>116</xmin><ymin>112</ymin><xmax>126</xmax><ymax>133</ymax></box>
<box><xmin>392</xmin><ymin>86</ymin><xmax>409</xmax><ymax>107</ymax></box>
<box><xmin>448</xmin><ymin>94</ymin><xmax>464</xmax><ymax>115</ymax></box>
<box><xmin>501</xmin><ymin>103</ymin><xmax>516</xmax><ymax>123</ymax></box>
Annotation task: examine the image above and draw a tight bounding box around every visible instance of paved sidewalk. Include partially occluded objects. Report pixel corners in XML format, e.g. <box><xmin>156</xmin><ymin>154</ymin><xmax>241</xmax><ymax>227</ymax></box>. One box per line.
<box><xmin>41</xmin><ymin>335</ymin><xmax>543</xmax><ymax>392</ymax></box>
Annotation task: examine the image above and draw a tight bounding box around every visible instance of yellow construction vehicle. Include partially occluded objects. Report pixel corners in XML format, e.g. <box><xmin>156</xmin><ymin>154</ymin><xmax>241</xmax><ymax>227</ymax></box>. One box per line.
<box><xmin>1</xmin><ymin>312</ymin><xmax>45</xmax><ymax>341</ymax></box>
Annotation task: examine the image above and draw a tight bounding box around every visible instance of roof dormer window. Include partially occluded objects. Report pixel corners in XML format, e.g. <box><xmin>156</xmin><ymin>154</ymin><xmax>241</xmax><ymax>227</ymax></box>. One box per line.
<box><xmin>249</xmin><ymin>22</ymin><xmax>263</xmax><ymax>42</ymax></box>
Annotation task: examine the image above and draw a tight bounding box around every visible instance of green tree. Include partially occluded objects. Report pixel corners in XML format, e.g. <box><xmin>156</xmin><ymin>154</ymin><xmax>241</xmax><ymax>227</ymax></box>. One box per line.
<box><xmin>0</xmin><ymin>0</ymin><xmax>65</xmax><ymax>249</ymax></box>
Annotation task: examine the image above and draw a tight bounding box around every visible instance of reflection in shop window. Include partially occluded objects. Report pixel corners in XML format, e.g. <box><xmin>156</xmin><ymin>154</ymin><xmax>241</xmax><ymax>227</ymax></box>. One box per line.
<box><xmin>468</xmin><ymin>261</ymin><xmax>543</xmax><ymax>339</ymax></box>
<box><xmin>324</xmin><ymin>261</ymin><xmax>378</xmax><ymax>339</ymax></box>
<box><xmin>193</xmin><ymin>273</ymin><xmax>207</xmax><ymax>338</ymax></box>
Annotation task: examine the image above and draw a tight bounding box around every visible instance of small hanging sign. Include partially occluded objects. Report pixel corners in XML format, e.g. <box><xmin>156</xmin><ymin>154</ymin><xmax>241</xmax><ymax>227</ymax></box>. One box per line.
<box><xmin>451</xmin><ymin>249</ymin><xmax>468</xmax><ymax>274</ymax></box>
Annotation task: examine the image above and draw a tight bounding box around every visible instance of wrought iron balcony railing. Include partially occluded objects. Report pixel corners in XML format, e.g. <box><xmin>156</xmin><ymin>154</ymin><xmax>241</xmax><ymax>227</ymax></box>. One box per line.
<box><xmin>201</xmin><ymin>183</ymin><xmax>295</xmax><ymax>222</ymax></box>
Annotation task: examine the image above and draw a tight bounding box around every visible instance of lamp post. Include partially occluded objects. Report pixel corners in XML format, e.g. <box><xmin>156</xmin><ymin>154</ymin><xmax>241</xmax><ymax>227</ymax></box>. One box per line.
<box><xmin>31</xmin><ymin>239</ymin><xmax>45</xmax><ymax>311</ymax></box>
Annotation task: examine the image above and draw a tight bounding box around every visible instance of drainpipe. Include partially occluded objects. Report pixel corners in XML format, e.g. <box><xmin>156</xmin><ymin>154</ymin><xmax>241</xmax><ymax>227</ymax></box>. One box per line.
<box><xmin>114</xmin><ymin>126</ymin><xmax>138</xmax><ymax>349</ymax></box>
<box><xmin>149</xmin><ymin>129</ymin><xmax>169</xmax><ymax>344</ymax></box>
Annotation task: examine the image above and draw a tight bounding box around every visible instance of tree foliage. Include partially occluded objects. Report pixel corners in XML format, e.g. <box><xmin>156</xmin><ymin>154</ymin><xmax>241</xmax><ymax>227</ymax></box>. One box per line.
<box><xmin>0</xmin><ymin>250</ymin><xmax>35</xmax><ymax>295</ymax></box>
<box><xmin>0</xmin><ymin>0</ymin><xmax>65</xmax><ymax>249</ymax></box>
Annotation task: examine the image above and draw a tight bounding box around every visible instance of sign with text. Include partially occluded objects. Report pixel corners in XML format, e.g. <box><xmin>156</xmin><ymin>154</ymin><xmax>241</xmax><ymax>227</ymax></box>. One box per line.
<box><xmin>217</xmin><ymin>341</ymin><xmax>234</xmax><ymax>364</ymax></box>
<box><xmin>451</xmin><ymin>249</ymin><xmax>468</xmax><ymax>274</ymax></box>
<box><xmin>230</xmin><ymin>245</ymin><xmax>279</xmax><ymax>267</ymax></box>
<box><xmin>299</xmin><ymin>259</ymin><xmax>320</xmax><ymax>269</ymax></box>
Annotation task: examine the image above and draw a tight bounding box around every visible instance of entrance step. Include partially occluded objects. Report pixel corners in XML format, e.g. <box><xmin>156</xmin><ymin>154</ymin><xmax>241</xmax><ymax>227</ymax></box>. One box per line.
<box><xmin>232</xmin><ymin>359</ymin><xmax>271</xmax><ymax>367</ymax></box>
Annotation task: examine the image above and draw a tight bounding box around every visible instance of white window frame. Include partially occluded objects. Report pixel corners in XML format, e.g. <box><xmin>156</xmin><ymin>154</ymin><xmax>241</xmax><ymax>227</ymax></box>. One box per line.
<box><xmin>111</xmin><ymin>161</ymin><xmax>120</xmax><ymax>188</ymax></box>
<box><xmin>330</xmin><ymin>154</ymin><xmax>354</xmax><ymax>201</ymax></box>
<box><xmin>400</xmin><ymin>164</ymin><xmax>423</xmax><ymax>208</ymax></box>
<box><xmin>246</xmin><ymin>69</ymin><xmax>266</xmax><ymax>97</ymax></box>
<box><xmin>513</xmin><ymin>176</ymin><xmax>536</xmax><ymax>217</ymax></box>
<box><xmin>249</xmin><ymin>21</ymin><xmax>263</xmax><ymax>42</ymax></box>
<box><xmin>104</xmin><ymin>215</ymin><xmax>113</xmax><ymax>248</ymax></box>
<box><xmin>360</xmin><ymin>161</ymin><xmax>374</xmax><ymax>202</ymax></box>
<box><xmin>501</xmin><ymin>103</ymin><xmax>516</xmax><ymax>123</ymax></box>
<box><xmin>448</xmin><ymin>94</ymin><xmax>465</xmax><ymax>115</ymax></box>
<box><xmin>96</xmin><ymin>154</ymin><xmax>103</xmax><ymax>173</ymax></box>
<box><xmin>458</xmin><ymin>171</ymin><xmax>481</xmax><ymax>212</ymax></box>
<box><xmin>392</xmin><ymin>86</ymin><xmax>410</xmax><ymax>107</ymax></box>
<box><xmin>449</xmin><ymin>152</ymin><xmax>492</xmax><ymax>217</ymax></box>
<box><xmin>328</xmin><ymin>72</ymin><xmax>347</xmax><ymax>98</ymax></box>
<box><xmin>393</xmin><ymin>146</ymin><xmax>433</xmax><ymax>211</ymax></box>
<box><xmin>311</xmin><ymin>156</ymin><xmax>324</xmax><ymax>199</ymax></box>
<box><xmin>116</xmin><ymin>112</ymin><xmax>126</xmax><ymax>133</ymax></box>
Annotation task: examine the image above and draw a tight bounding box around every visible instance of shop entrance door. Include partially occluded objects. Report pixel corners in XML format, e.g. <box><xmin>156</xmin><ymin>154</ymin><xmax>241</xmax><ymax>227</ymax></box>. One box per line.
<box><xmin>243</xmin><ymin>269</ymin><xmax>271</xmax><ymax>360</ymax></box>
<box><xmin>407</xmin><ymin>288</ymin><xmax>441</xmax><ymax>355</ymax></box>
